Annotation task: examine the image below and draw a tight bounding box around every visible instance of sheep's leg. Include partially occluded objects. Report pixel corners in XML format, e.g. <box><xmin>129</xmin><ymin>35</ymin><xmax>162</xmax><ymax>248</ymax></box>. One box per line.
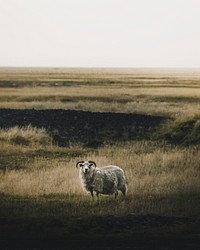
<box><xmin>113</xmin><ymin>180</ymin><xmax>118</xmax><ymax>200</ymax></box>
<box><xmin>89</xmin><ymin>189</ymin><xmax>94</xmax><ymax>200</ymax></box>
<box><xmin>96</xmin><ymin>192</ymin><xmax>100</xmax><ymax>203</ymax></box>
<box><xmin>119</xmin><ymin>186</ymin><xmax>127</xmax><ymax>201</ymax></box>
<box><xmin>114</xmin><ymin>190</ymin><xmax>118</xmax><ymax>200</ymax></box>
<box><xmin>121</xmin><ymin>189</ymin><xmax>126</xmax><ymax>197</ymax></box>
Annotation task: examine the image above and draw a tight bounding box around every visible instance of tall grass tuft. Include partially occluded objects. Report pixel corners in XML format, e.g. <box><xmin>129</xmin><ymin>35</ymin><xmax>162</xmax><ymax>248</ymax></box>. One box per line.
<box><xmin>0</xmin><ymin>125</ymin><xmax>52</xmax><ymax>146</ymax></box>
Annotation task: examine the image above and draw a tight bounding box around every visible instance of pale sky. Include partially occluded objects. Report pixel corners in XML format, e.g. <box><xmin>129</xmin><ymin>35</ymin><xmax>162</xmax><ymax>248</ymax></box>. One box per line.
<box><xmin>0</xmin><ymin>0</ymin><xmax>200</xmax><ymax>67</ymax></box>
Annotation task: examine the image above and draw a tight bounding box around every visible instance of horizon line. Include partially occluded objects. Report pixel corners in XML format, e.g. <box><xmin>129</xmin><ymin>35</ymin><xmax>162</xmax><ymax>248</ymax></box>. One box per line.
<box><xmin>0</xmin><ymin>66</ymin><xmax>200</xmax><ymax>70</ymax></box>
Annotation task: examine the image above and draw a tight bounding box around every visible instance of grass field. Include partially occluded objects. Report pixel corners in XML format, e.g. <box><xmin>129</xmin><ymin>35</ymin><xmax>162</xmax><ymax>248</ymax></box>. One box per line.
<box><xmin>1</xmin><ymin>68</ymin><xmax>200</xmax><ymax>118</ymax></box>
<box><xmin>0</xmin><ymin>68</ymin><xmax>200</xmax><ymax>249</ymax></box>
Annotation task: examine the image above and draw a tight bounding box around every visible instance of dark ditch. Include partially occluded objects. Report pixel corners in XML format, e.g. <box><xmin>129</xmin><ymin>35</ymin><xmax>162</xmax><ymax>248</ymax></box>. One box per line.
<box><xmin>0</xmin><ymin>109</ymin><xmax>167</xmax><ymax>147</ymax></box>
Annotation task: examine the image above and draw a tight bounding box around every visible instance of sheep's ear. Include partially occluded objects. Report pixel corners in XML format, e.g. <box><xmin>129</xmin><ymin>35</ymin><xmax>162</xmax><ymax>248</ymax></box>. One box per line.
<box><xmin>76</xmin><ymin>161</ymin><xmax>85</xmax><ymax>168</ymax></box>
<box><xmin>88</xmin><ymin>161</ymin><xmax>96</xmax><ymax>168</ymax></box>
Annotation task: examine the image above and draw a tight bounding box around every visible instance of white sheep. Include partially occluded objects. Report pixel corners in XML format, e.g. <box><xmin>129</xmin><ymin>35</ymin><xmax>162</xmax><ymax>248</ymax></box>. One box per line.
<box><xmin>76</xmin><ymin>160</ymin><xmax>127</xmax><ymax>199</ymax></box>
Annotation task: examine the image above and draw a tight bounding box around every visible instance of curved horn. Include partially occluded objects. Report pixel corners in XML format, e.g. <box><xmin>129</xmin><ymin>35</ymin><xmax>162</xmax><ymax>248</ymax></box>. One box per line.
<box><xmin>76</xmin><ymin>161</ymin><xmax>85</xmax><ymax>168</ymax></box>
<box><xmin>88</xmin><ymin>161</ymin><xmax>96</xmax><ymax>168</ymax></box>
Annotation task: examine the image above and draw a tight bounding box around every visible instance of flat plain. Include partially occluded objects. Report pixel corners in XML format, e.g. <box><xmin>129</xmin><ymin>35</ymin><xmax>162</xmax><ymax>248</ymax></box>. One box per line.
<box><xmin>0</xmin><ymin>67</ymin><xmax>200</xmax><ymax>249</ymax></box>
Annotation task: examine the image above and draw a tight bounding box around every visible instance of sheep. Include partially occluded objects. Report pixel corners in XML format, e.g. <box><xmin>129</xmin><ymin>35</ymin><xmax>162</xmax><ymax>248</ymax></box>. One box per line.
<box><xmin>76</xmin><ymin>160</ymin><xmax>127</xmax><ymax>200</ymax></box>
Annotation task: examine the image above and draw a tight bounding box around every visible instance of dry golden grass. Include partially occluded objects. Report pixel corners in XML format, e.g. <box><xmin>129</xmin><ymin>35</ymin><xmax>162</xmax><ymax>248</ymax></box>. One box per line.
<box><xmin>0</xmin><ymin>125</ymin><xmax>52</xmax><ymax>146</ymax></box>
<box><xmin>0</xmin><ymin>131</ymin><xmax>199</xmax><ymax>199</ymax></box>
<box><xmin>1</xmin><ymin>86</ymin><xmax>200</xmax><ymax>118</ymax></box>
<box><xmin>0</xmin><ymin>159</ymin><xmax>81</xmax><ymax>196</ymax></box>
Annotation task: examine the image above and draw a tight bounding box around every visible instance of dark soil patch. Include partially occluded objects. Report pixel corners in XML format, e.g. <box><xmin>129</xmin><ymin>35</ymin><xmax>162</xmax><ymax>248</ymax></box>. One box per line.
<box><xmin>0</xmin><ymin>109</ymin><xmax>167</xmax><ymax>147</ymax></box>
<box><xmin>0</xmin><ymin>214</ymin><xmax>199</xmax><ymax>249</ymax></box>
<box><xmin>0</xmin><ymin>194</ymin><xmax>199</xmax><ymax>249</ymax></box>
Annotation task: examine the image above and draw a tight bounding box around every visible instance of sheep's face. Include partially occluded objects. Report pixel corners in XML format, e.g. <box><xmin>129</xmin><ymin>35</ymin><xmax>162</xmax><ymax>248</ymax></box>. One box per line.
<box><xmin>76</xmin><ymin>161</ymin><xmax>96</xmax><ymax>175</ymax></box>
<box><xmin>81</xmin><ymin>162</ymin><xmax>94</xmax><ymax>174</ymax></box>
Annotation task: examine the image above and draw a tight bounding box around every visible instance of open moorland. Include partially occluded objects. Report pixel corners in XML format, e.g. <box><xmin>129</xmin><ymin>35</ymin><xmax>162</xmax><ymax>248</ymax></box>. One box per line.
<box><xmin>0</xmin><ymin>68</ymin><xmax>200</xmax><ymax>249</ymax></box>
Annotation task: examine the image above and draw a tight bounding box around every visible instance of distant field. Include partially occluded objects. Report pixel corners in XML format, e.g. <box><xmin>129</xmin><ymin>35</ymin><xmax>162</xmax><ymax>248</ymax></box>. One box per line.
<box><xmin>0</xmin><ymin>68</ymin><xmax>200</xmax><ymax>248</ymax></box>
<box><xmin>1</xmin><ymin>67</ymin><xmax>200</xmax><ymax>117</ymax></box>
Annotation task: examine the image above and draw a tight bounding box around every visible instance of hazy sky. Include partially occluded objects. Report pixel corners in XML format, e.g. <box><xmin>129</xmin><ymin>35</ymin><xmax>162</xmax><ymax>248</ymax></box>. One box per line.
<box><xmin>0</xmin><ymin>0</ymin><xmax>200</xmax><ymax>67</ymax></box>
